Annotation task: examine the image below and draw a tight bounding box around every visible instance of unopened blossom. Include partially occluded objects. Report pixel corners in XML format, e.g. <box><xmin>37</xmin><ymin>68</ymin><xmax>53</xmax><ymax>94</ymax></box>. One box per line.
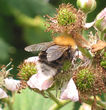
<box><xmin>25</xmin><ymin>57</ymin><xmax>57</xmax><ymax>91</ymax></box>
<box><xmin>0</xmin><ymin>88</ymin><xmax>8</xmax><ymax>99</ymax></box>
<box><xmin>60</xmin><ymin>78</ymin><xmax>79</xmax><ymax>102</ymax></box>
<box><xmin>4</xmin><ymin>78</ymin><xmax>21</xmax><ymax>92</ymax></box>
<box><xmin>77</xmin><ymin>0</ymin><xmax>96</xmax><ymax>14</ymax></box>
<box><xmin>95</xmin><ymin>8</ymin><xmax>106</xmax><ymax>32</ymax></box>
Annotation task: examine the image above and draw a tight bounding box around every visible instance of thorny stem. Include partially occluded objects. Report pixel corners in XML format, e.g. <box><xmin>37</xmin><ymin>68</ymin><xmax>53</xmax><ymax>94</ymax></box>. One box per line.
<box><xmin>96</xmin><ymin>100</ymin><xmax>106</xmax><ymax>109</ymax></box>
<box><xmin>98</xmin><ymin>30</ymin><xmax>105</xmax><ymax>41</ymax></box>
<box><xmin>2</xmin><ymin>97</ymin><xmax>14</xmax><ymax>110</ymax></box>
<box><xmin>100</xmin><ymin>32</ymin><xmax>105</xmax><ymax>41</ymax></box>
<box><xmin>103</xmin><ymin>93</ymin><xmax>106</xmax><ymax>101</ymax></box>
<box><xmin>6</xmin><ymin>98</ymin><xmax>14</xmax><ymax>110</ymax></box>
<box><xmin>78</xmin><ymin>47</ymin><xmax>93</xmax><ymax>59</ymax></box>
<box><xmin>2</xmin><ymin>93</ymin><xmax>15</xmax><ymax>110</ymax></box>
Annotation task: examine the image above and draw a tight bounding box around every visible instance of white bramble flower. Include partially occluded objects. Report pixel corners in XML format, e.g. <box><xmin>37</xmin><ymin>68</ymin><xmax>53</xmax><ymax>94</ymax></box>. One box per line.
<box><xmin>26</xmin><ymin>56</ymin><xmax>57</xmax><ymax>91</ymax></box>
<box><xmin>95</xmin><ymin>8</ymin><xmax>106</xmax><ymax>32</ymax></box>
<box><xmin>0</xmin><ymin>61</ymin><xmax>21</xmax><ymax>99</ymax></box>
<box><xmin>4</xmin><ymin>78</ymin><xmax>21</xmax><ymax>92</ymax></box>
<box><xmin>60</xmin><ymin>78</ymin><xmax>79</xmax><ymax>102</ymax></box>
<box><xmin>0</xmin><ymin>78</ymin><xmax>21</xmax><ymax>99</ymax></box>
<box><xmin>27</xmin><ymin>73</ymin><xmax>54</xmax><ymax>91</ymax></box>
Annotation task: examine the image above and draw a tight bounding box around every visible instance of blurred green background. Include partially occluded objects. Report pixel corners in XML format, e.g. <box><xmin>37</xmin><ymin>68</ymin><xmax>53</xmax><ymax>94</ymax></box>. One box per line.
<box><xmin>0</xmin><ymin>0</ymin><xmax>105</xmax><ymax>110</ymax></box>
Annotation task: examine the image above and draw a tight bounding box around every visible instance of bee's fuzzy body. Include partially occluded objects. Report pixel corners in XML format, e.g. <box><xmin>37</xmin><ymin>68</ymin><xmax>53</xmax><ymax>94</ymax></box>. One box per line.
<box><xmin>53</xmin><ymin>35</ymin><xmax>77</xmax><ymax>49</ymax></box>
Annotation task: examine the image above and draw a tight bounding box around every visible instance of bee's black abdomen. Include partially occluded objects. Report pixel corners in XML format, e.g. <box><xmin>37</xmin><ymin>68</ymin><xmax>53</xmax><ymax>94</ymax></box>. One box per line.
<box><xmin>38</xmin><ymin>47</ymin><xmax>75</xmax><ymax>70</ymax></box>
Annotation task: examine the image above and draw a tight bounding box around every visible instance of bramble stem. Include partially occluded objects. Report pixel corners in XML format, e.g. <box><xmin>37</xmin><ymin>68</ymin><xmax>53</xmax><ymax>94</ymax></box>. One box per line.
<box><xmin>49</xmin><ymin>100</ymin><xmax>70</xmax><ymax>110</ymax></box>
<box><xmin>96</xmin><ymin>100</ymin><xmax>106</xmax><ymax>109</ymax></box>
<box><xmin>47</xmin><ymin>91</ymin><xmax>61</xmax><ymax>105</ymax></box>
<box><xmin>84</xmin><ymin>98</ymin><xmax>106</xmax><ymax>109</ymax></box>
<box><xmin>100</xmin><ymin>32</ymin><xmax>104</xmax><ymax>41</ymax></box>
<box><xmin>2</xmin><ymin>97</ymin><xmax>14</xmax><ymax>110</ymax></box>
<box><xmin>47</xmin><ymin>91</ymin><xmax>71</xmax><ymax>110</ymax></box>
<box><xmin>6</xmin><ymin>98</ymin><xmax>14</xmax><ymax>110</ymax></box>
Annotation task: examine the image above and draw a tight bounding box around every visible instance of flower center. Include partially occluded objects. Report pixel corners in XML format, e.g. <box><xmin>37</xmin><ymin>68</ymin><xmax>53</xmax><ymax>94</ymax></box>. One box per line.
<box><xmin>76</xmin><ymin>69</ymin><xmax>94</xmax><ymax>92</ymax></box>
<box><xmin>18</xmin><ymin>62</ymin><xmax>37</xmax><ymax>81</ymax></box>
<box><xmin>57</xmin><ymin>8</ymin><xmax>76</xmax><ymax>26</ymax></box>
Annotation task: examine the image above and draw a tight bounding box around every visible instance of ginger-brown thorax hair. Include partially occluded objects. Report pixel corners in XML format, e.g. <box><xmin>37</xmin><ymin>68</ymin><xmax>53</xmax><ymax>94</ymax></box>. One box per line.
<box><xmin>53</xmin><ymin>35</ymin><xmax>77</xmax><ymax>49</ymax></box>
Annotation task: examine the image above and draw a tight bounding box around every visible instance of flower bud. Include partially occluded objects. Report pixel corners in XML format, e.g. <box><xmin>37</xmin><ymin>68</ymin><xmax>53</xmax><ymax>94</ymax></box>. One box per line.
<box><xmin>77</xmin><ymin>0</ymin><xmax>96</xmax><ymax>13</ymax></box>
<box><xmin>95</xmin><ymin>8</ymin><xmax>106</xmax><ymax>32</ymax></box>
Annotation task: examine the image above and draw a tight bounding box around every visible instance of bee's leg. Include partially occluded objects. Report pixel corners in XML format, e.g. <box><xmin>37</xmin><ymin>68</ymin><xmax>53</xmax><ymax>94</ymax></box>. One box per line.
<box><xmin>75</xmin><ymin>50</ymin><xmax>91</xmax><ymax>67</ymax></box>
<box><xmin>71</xmin><ymin>49</ymin><xmax>79</xmax><ymax>66</ymax></box>
<box><xmin>81</xmin><ymin>58</ymin><xmax>91</xmax><ymax>67</ymax></box>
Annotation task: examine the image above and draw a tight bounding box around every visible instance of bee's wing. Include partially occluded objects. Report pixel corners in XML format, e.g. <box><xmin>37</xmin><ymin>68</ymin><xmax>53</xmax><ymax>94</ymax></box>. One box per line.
<box><xmin>25</xmin><ymin>41</ymin><xmax>54</xmax><ymax>52</ymax></box>
<box><xmin>46</xmin><ymin>45</ymin><xmax>68</xmax><ymax>61</ymax></box>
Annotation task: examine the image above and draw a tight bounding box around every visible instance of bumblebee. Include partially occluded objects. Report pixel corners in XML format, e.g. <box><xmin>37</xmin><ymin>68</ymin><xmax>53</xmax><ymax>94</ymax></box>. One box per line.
<box><xmin>25</xmin><ymin>35</ymin><xmax>77</xmax><ymax>60</ymax></box>
<box><xmin>25</xmin><ymin>36</ymin><xmax>77</xmax><ymax>82</ymax></box>
<box><xmin>25</xmin><ymin>35</ymin><xmax>86</xmax><ymax>91</ymax></box>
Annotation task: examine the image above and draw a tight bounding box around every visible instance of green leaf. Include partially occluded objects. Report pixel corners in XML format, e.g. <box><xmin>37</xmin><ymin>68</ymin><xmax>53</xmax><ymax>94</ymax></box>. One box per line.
<box><xmin>4</xmin><ymin>0</ymin><xmax>55</xmax><ymax>17</ymax></box>
<box><xmin>4</xmin><ymin>88</ymin><xmax>74</xmax><ymax>110</ymax></box>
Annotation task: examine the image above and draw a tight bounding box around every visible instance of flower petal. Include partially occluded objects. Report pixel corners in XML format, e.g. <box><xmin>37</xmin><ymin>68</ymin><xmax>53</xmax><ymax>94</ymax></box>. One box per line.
<box><xmin>4</xmin><ymin>78</ymin><xmax>21</xmax><ymax>92</ymax></box>
<box><xmin>25</xmin><ymin>56</ymin><xmax>39</xmax><ymax>63</ymax></box>
<box><xmin>27</xmin><ymin>73</ymin><xmax>53</xmax><ymax>91</ymax></box>
<box><xmin>60</xmin><ymin>78</ymin><xmax>79</xmax><ymax>102</ymax></box>
<box><xmin>27</xmin><ymin>62</ymin><xmax>57</xmax><ymax>91</ymax></box>
<box><xmin>0</xmin><ymin>88</ymin><xmax>8</xmax><ymax>99</ymax></box>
